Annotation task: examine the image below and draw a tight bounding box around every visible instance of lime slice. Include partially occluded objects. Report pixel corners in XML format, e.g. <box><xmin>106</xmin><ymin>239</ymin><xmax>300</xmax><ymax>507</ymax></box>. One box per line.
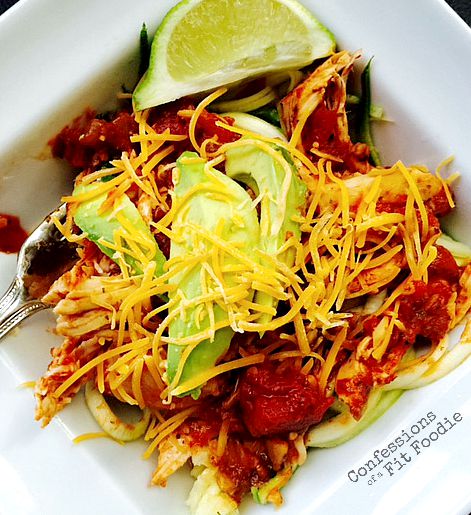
<box><xmin>133</xmin><ymin>0</ymin><xmax>335</xmax><ymax>110</ymax></box>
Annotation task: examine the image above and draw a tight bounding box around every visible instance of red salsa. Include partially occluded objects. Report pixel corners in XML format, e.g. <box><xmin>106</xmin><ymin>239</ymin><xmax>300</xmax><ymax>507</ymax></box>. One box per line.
<box><xmin>302</xmin><ymin>103</ymin><xmax>370</xmax><ymax>173</ymax></box>
<box><xmin>239</xmin><ymin>362</ymin><xmax>334</xmax><ymax>437</ymax></box>
<box><xmin>0</xmin><ymin>214</ymin><xmax>28</xmax><ymax>253</ymax></box>
<box><xmin>50</xmin><ymin>103</ymin><xmax>240</xmax><ymax>174</ymax></box>
<box><xmin>49</xmin><ymin>109</ymin><xmax>138</xmax><ymax>170</ymax></box>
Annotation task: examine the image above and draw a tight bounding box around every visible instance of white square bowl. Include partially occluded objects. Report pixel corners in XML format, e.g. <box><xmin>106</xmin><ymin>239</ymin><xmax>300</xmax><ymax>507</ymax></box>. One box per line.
<box><xmin>0</xmin><ymin>1</ymin><xmax>470</xmax><ymax>514</ymax></box>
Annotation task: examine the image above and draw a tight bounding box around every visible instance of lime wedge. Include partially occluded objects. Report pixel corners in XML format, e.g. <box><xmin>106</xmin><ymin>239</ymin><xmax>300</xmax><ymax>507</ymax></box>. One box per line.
<box><xmin>133</xmin><ymin>0</ymin><xmax>335</xmax><ymax>110</ymax></box>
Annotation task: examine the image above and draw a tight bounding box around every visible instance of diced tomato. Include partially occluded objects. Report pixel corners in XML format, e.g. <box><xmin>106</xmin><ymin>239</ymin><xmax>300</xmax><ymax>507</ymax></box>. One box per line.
<box><xmin>375</xmin><ymin>196</ymin><xmax>407</xmax><ymax>214</ymax></box>
<box><xmin>150</xmin><ymin>99</ymin><xmax>192</xmax><ymax>136</ymax></box>
<box><xmin>336</xmin><ymin>371</ymin><xmax>372</xmax><ymax>420</ymax></box>
<box><xmin>337</xmin><ymin>252</ymin><xmax>459</xmax><ymax>420</ymax></box>
<box><xmin>302</xmin><ymin>103</ymin><xmax>370</xmax><ymax>174</ymax></box>
<box><xmin>197</xmin><ymin>110</ymin><xmax>240</xmax><ymax>146</ymax></box>
<box><xmin>399</xmin><ymin>279</ymin><xmax>454</xmax><ymax>344</ymax></box>
<box><xmin>426</xmin><ymin>187</ymin><xmax>453</xmax><ymax>217</ymax></box>
<box><xmin>239</xmin><ymin>362</ymin><xmax>334</xmax><ymax>437</ymax></box>
<box><xmin>336</xmin><ymin>328</ymin><xmax>408</xmax><ymax>419</ymax></box>
<box><xmin>182</xmin><ymin>409</ymin><xmax>222</xmax><ymax>448</ymax></box>
<box><xmin>149</xmin><ymin>99</ymin><xmax>239</xmax><ymax>154</ymax></box>
<box><xmin>80</xmin><ymin>238</ymin><xmax>107</xmax><ymax>262</ymax></box>
<box><xmin>377</xmin><ymin>191</ymin><xmax>452</xmax><ymax>226</ymax></box>
<box><xmin>428</xmin><ymin>245</ymin><xmax>460</xmax><ymax>283</ymax></box>
<box><xmin>50</xmin><ymin>109</ymin><xmax>137</xmax><ymax>170</ymax></box>
<box><xmin>51</xmin><ymin>99</ymin><xmax>240</xmax><ymax>174</ymax></box>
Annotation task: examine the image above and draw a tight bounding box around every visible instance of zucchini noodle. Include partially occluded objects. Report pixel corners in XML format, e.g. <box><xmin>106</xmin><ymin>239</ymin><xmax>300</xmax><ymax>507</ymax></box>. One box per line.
<box><xmin>212</xmin><ymin>86</ymin><xmax>276</xmax><ymax>113</ymax></box>
<box><xmin>84</xmin><ymin>382</ymin><xmax>151</xmax><ymax>442</ymax></box>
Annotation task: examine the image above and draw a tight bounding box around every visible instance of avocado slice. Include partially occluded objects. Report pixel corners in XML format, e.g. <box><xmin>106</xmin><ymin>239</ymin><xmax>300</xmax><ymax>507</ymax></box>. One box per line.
<box><xmin>167</xmin><ymin>152</ymin><xmax>260</xmax><ymax>397</ymax></box>
<box><xmin>225</xmin><ymin>139</ymin><xmax>306</xmax><ymax>326</ymax></box>
<box><xmin>73</xmin><ymin>182</ymin><xmax>166</xmax><ymax>277</ymax></box>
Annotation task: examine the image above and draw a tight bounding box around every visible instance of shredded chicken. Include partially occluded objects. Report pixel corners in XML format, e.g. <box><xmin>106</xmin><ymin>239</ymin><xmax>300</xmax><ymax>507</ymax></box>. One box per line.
<box><xmin>35</xmin><ymin>337</ymin><xmax>101</xmax><ymax>426</ymax></box>
<box><xmin>347</xmin><ymin>256</ymin><xmax>403</xmax><ymax>297</ymax></box>
<box><xmin>279</xmin><ymin>50</ymin><xmax>370</xmax><ymax>174</ymax></box>
<box><xmin>35</xmin><ymin>254</ymin><xmax>120</xmax><ymax>424</ymax></box>
<box><xmin>152</xmin><ymin>434</ymin><xmax>192</xmax><ymax>486</ymax></box>
<box><xmin>42</xmin><ymin>261</ymin><xmax>94</xmax><ymax>306</ymax></box>
<box><xmin>317</xmin><ymin>166</ymin><xmax>444</xmax><ymax>213</ymax></box>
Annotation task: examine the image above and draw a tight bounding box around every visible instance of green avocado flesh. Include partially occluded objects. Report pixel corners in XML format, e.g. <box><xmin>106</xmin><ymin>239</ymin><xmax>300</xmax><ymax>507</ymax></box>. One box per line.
<box><xmin>168</xmin><ymin>143</ymin><xmax>306</xmax><ymax>396</ymax></box>
<box><xmin>225</xmin><ymin>140</ymin><xmax>306</xmax><ymax>326</ymax></box>
<box><xmin>73</xmin><ymin>139</ymin><xmax>306</xmax><ymax>399</ymax></box>
<box><xmin>72</xmin><ymin>182</ymin><xmax>166</xmax><ymax>277</ymax></box>
<box><xmin>166</xmin><ymin>152</ymin><xmax>260</xmax><ymax>397</ymax></box>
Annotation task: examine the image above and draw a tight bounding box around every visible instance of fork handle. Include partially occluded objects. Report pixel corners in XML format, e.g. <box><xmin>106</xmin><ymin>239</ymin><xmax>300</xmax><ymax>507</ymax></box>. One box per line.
<box><xmin>0</xmin><ymin>278</ymin><xmax>48</xmax><ymax>341</ymax></box>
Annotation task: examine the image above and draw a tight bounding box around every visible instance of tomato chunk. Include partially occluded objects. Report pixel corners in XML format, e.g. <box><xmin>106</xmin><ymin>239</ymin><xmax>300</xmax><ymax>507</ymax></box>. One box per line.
<box><xmin>239</xmin><ymin>363</ymin><xmax>333</xmax><ymax>437</ymax></box>
<box><xmin>428</xmin><ymin>245</ymin><xmax>460</xmax><ymax>283</ymax></box>
<box><xmin>50</xmin><ymin>109</ymin><xmax>137</xmax><ymax>169</ymax></box>
<box><xmin>399</xmin><ymin>279</ymin><xmax>454</xmax><ymax>344</ymax></box>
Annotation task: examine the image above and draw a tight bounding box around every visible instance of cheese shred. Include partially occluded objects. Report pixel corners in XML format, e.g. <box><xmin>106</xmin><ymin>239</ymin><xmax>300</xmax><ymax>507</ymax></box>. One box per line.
<box><xmin>47</xmin><ymin>74</ymin><xmax>456</xmax><ymax>471</ymax></box>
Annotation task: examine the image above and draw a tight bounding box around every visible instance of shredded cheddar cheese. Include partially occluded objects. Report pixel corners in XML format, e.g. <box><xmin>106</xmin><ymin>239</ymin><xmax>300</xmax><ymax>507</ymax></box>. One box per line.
<box><xmin>188</xmin><ymin>87</ymin><xmax>227</xmax><ymax>153</ymax></box>
<box><xmin>144</xmin><ymin>406</ymin><xmax>198</xmax><ymax>459</ymax></box>
<box><xmin>47</xmin><ymin>83</ymin><xmax>455</xmax><ymax>471</ymax></box>
<box><xmin>73</xmin><ymin>432</ymin><xmax>123</xmax><ymax>445</ymax></box>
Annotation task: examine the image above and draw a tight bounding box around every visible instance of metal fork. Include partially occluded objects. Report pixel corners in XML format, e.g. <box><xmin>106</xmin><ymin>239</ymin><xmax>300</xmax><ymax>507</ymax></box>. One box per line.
<box><xmin>0</xmin><ymin>204</ymin><xmax>77</xmax><ymax>340</ymax></box>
